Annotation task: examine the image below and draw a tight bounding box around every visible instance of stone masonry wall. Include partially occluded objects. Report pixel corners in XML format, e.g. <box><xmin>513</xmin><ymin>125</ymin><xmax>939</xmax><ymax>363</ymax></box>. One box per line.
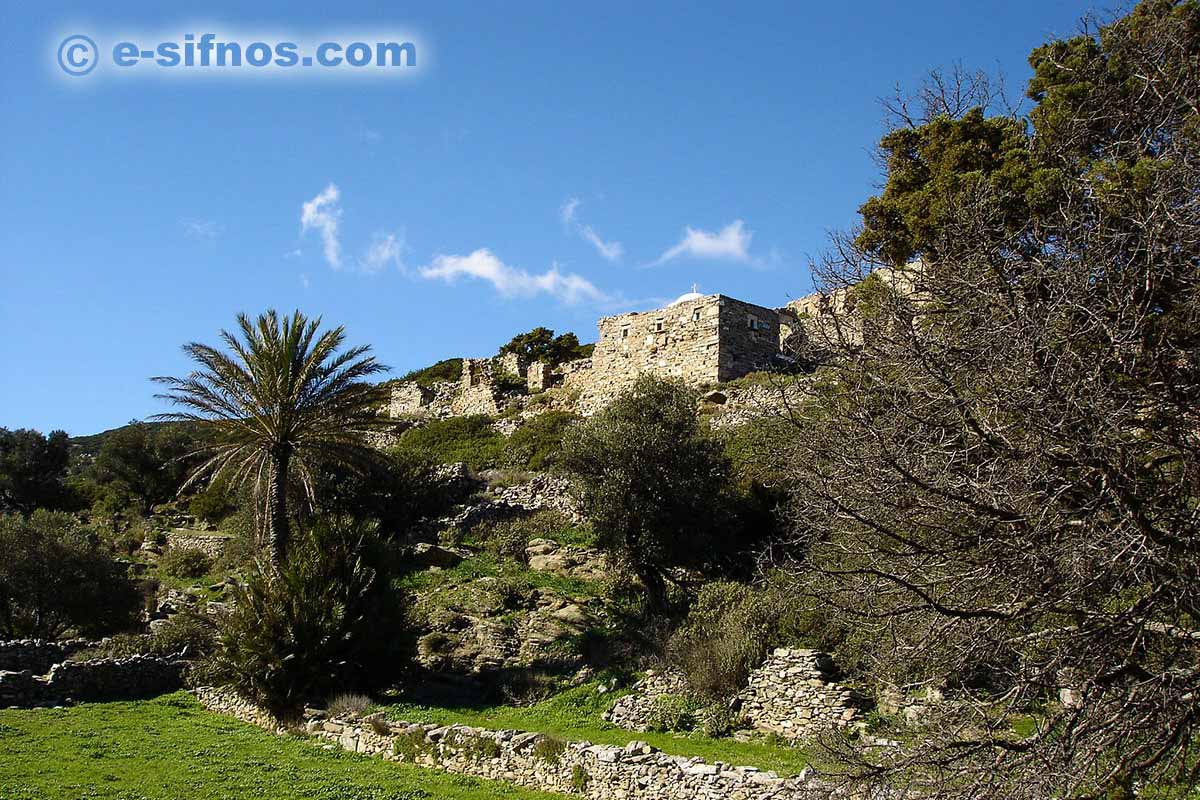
<box><xmin>739</xmin><ymin>649</ymin><xmax>866</xmax><ymax>740</ymax></box>
<box><xmin>0</xmin><ymin>639</ymin><xmax>101</xmax><ymax>674</ymax></box>
<box><xmin>195</xmin><ymin>687</ymin><xmax>833</xmax><ymax>800</ymax></box>
<box><xmin>605</xmin><ymin>650</ymin><xmax>865</xmax><ymax>743</ymax></box>
<box><xmin>164</xmin><ymin>530</ymin><xmax>232</xmax><ymax>560</ymax></box>
<box><xmin>0</xmin><ymin>654</ymin><xmax>183</xmax><ymax>707</ymax></box>
<box><xmin>562</xmin><ymin>295</ymin><xmax>783</xmax><ymax>414</ymax></box>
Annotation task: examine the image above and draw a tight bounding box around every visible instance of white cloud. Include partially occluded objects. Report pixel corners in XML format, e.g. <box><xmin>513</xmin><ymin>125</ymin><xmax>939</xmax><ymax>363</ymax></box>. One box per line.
<box><xmin>360</xmin><ymin>232</ymin><xmax>406</xmax><ymax>273</ymax></box>
<box><xmin>180</xmin><ymin>218</ymin><xmax>222</xmax><ymax>240</ymax></box>
<box><xmin>560</xmin><ymin>197</ymin><xmax>623</xmax><ymax>262</ymax></box>
<box><xmin>579</xmin><ymin>225</ymin><xmax>624</xmax><ymax>262</ymax></box>
<box><xmin>284</xmin><ymin>248</ymin><xmax>303</xmax><ymax>259</ymax></box>
<box><xmin>560</xmin><ymin>197</ymin><xmax>580</xmax><ymax>228</ymax></box>
<box><xmin>300</xmin><ymin>273</ymin><xmax>311</xmax><ymax>289</ymax></box>
<box><xmin>651</xmin><ymin>219</ymin><xmax>755</xmax><ymax>266</ymax></box>
<box><xmin>300</xmin><ymin>183</ymin><xmax>343</xmax><ymax>268</ymax></box>
<box><xmin>419</xmin><ymin>248</ymin><xmax>607</xmax><ymax>305</ymax></box>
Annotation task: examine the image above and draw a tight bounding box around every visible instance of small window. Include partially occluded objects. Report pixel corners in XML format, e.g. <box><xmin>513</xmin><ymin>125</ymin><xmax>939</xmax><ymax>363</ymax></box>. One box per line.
<box><xmin>747</xmin><ymin>315</ymin><xmax>758</xmax><ymax>330</ymax></box>
<box><xmin>621</xmin><ymin>327</ymin><xmax>629</xmax><ymax>339</ymax></box>
<box><xmin>692</xmin><ymin>309</ymin><xmax>701</xmax><ymax>322</ymax></box>
<box><xmin>655</xmin><ymin>320</ymin><xmax>664</xmax><ymax>332</ymax></box>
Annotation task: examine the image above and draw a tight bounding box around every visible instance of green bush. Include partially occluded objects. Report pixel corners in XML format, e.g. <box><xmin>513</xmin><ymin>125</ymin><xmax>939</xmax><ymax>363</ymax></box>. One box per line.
<box><xmin>396</xmin><ymin>358</ymin><xmax>462</xmax><ymax>388</ymax></box>
<box><xmin>159</xmin><ymin>547</ymin><xmax>213</xmax><ymax>579</ymax></box>
<box><xmin>571</xmin><ymin>765</ymin><xmax>589</xmax><ymax>792</ymax></box>
<box><xmin>502</xmin><ymin>411</ymin><xmax>578</xmax><ymax>471</ymax></box>
<box><xmin>666</xmin><ymin>576</ymin><xmax>841</xmax><ymax>699</ymax></box>
<box><xmin>645</xmin><ymin>693</ymin><xmax>700</xmax><ymax>733</ymax></box>
<box><xmin>209</xmin><ymin>516</ymin><xmax>406</xmax><ymax>711</ymax></box>
<box><xmin>0</xmin><ymin>510</ymin><xmax>141</xmax><ymax>639</ymax></box>
<box><xmin>471</xmin><ymin>510</ymin><xmax>571</xmax><ymax>563</ymax></box>
<box><xmin>392</xmin><ymin>416</ymin><xmax>503</xmax><ymax>471</ymax></box>
<box><xmin>532</xmin><ymin>734</ymin><xmax>567</xmax><ymax>764</ymax></box>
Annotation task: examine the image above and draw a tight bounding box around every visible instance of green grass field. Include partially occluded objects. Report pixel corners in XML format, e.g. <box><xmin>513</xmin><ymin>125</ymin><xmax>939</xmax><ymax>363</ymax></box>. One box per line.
<box><xmin>381</xmin><ymin>681</ymin><xmax>814</xmax><ymax>777</ymax></box>
<box><xmin>0</xmin><ymin>693</ymin><xmax>567</xmax><ymax>800</ymax></box>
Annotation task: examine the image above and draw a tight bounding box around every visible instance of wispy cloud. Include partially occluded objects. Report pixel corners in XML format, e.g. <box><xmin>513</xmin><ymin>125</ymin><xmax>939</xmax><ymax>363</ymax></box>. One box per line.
<box><xmin>419</xmin><ymin>248</ymin><xmax>608</xmax><ymax>305</ymax></box>
<box><xmin>651</xmin><ymin>219</ymin><xmax>755</xmax><ymax>266</ymax></box>
<box><xmin>361</xmin><ymin>231</ymin><xmax>407</xmax><ymax>273</ymax></box>
<box><xmin>180</xmin><ymin>218</ymin><xmax>223</xmax><ymax>240</ymax></box>
<box><xmin>578</xmin><ymin>224</ymin><xmax>624</xmax><ymax>262</ymax></box>
<box><xmin>560</xmin><ymin>197</ymin><xmax>623</xmax><ymax>262</ymax></box>
<box><xmin>560</xmin><ymin>197</ymin><xmax>581</xmax><ymax>228</ymax></box>
<box><xmin>284</xmin><ymin>248</ymin><xmax>303</xmax><ymax>259</ymax></box>
<box><xmin>300</xmin><ymin>183</ymin><xmax>343</xmax><ymax>268</ymax></box>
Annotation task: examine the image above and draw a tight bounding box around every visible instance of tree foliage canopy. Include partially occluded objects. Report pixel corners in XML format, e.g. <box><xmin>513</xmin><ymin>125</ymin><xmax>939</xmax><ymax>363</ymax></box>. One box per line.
<box><xmin>786</xmin><ymin>2</ymin><xmax>1200</xmax><ymax>796</ymax></box>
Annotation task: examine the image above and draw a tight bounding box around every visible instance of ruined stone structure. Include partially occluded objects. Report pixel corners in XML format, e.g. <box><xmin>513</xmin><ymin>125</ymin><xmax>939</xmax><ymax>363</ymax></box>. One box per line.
<box><xmin>196</xmin><ymin>687</ymin><xmax>832</xmax><ymax>800</ymax></box>
<box><xmin>604</xmin><ymin>649</ymin><xmax>865</xmax><ymax>742</ymax></box>
<box><xmin>0</xmin><ymin>646</ymin><xmax>184</xmax><ymax>707</ymax></box>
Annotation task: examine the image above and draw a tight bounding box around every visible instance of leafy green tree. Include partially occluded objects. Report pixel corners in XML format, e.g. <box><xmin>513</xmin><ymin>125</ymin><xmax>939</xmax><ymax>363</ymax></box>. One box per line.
<box><xmin>153</xmin><ymin>310</ymin><xmax>389</xmax><ymax>566</ymax></box>
<box><xmin>789</xmin><ymin>2</ymin><xmax>1200</xmax><ymax>796</ymax></box>
<box><xmin>0</xmin><ymin>428</ymin><xmax>71</xmax><ymax>513</ymax></box>
<box><xmin>0</xmin><ymin>510</ymin><xmax>141</xmax><ymax>639</ymax></box>
<box><xmin>561</xmin><ymin>375</ymin><xmax>734</xmax><ymax>612</ymax></box>
<box><xmin>90</xmin><ymin>422</ymin><xmax>203</xmax><ymax>514</ymax></box>
<box><xmin>498</xmin><ymin>327</ymin><xmax>592</xmax><ymax>368</ymax></box>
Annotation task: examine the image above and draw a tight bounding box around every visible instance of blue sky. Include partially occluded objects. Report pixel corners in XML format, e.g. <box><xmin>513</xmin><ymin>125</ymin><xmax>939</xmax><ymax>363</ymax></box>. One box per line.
<box><xmin>1</xmin><ymin>0</ymin><xmax>1088</xmax><ymax>435</ymax></box>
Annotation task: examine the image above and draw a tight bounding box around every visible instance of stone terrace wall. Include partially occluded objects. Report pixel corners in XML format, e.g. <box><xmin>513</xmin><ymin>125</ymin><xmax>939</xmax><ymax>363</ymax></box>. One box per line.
<box><xmin>195</xmin><ymin>687</ymin><xmax>833</xmax><ymax>800</ymax></box>
<box><xmin>0</xmin><ymin>639</ymin><xmax>101</xmax><ymax>674</ymax></box>
<box><xmin>164</xmin><ymin>530</ymin><xmax>232</xmax><ymax>560</ymax></box>
<box><xmin>0</xmin><ymin>654</ymin><xmax>183</xmax><ymax>707</ymax></box>
<box><xmin>739</xmin><ymin>649</ymin><xmax>866</xmax><ymax>740</ymax></box>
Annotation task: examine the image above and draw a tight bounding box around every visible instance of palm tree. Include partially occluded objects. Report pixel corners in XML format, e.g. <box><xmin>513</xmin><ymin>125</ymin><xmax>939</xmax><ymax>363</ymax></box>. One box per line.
<box><xmin>153</xmin><ymin>310</ymin><xmax>389</xmax><ymax>566</ymax></box>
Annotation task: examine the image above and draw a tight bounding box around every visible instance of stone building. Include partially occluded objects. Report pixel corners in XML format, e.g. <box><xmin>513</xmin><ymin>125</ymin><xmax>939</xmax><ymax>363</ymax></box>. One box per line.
<box><xmin>388</xmin><ymin>289</ymin><xmax>803</xmax><ymax>419</ymax></box>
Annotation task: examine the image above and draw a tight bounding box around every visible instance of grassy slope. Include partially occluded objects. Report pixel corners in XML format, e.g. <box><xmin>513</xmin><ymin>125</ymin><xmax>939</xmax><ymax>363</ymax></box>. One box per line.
<box><xmin>382</xmin><ymin>682</ymin><xmax>814</xmax><ymax>777</ymax></box>
<box><xmin>0</xmin><ymin>693</ymin><xmax>567</xmax><ymax>800</ymax></box>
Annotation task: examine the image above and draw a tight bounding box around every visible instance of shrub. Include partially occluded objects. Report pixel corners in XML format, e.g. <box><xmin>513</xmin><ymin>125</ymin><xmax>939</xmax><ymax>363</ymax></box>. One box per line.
<box><xmin>397</xmin><ymin>358</ymin><xmax>462</xmax><ymax>389</ymax></box>
<box><xmin>208</xmin><ymin>516</ymin><xmax>406</xmax><ymax>711</ymax></box>
<box><xmin>502</xmin><ymin>411</ymin><xmax>578</xmax><ymax>471</ymax></box>
<box><xmin>472</xmin><ymin>509</ymin><xmax>571</xmax><ymax>563</ymax></box>
<box><xmin>532</xmin><ymin>734</ymin><xmax>567</xmax><ymax>764</ymax></box>
<box><xmin>392</xmin><ymin>416</ymin><xmax>503</xmax><ymax>471</ymax></box>
<box><xmin>159</xmin><ymin>547</ymin><xmax>213</xmax><ymax>579</ymax></box>
<box><xmin>392</xmin><ymin>728</ymin><xmax>429</xmax><ymax>761</ymax></box>
<box><xmin>327</xmin><ymin>692</ymin><xmax>373</xmax><ymax>719</ymax></box>
<box><xmin>0</xmin><ymin>510</ymin><xmax>141</xmax><ymax>639</ymax></box>
<box><xmin>698</xmin><ymin>702</ymin><xmax>746</xmax><ymax>738</ymax></box>
<box><xmin>571</xmin><ymin>765</ymin><xmax>590</xmax><ymax>792</ymax></box>
<box><xmin>646</xmin><ymin>694</ymin><xmax>700</xmax><ymax>733</ymax></box>
<box><xmin>667</xmin><ymin>576</ymin><xmax>838</xmax><ymax>699</ymax></box>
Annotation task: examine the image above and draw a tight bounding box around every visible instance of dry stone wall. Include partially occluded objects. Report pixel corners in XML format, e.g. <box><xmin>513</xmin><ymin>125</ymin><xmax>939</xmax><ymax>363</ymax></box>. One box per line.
<box><xmin>0</xmin><ymin>654</ymin><xmax>183</xmax><ymax>707</ymax></box>
<box><xmin>164</xmin><ymin>530</ymin><xmax>232</xmax><ymax>560</ymax></box>
<box><xmin>739</xmin><ymin>649</ymin><xmax>866</xmax><ymax>740</ymax></box>
<box><xmin>195</xmin><ymin>687</ymin><xmax>834</xmax><ymax>800</ymax></box>
<box><xmin>0</xmin><ymin>639</ymin><xmax>101</xmax><ymax>674</ymax></box>
<box><xmin>606</xmin><ymin>651</ymin><xmax>866</xmax><ymax>743</ymax></box>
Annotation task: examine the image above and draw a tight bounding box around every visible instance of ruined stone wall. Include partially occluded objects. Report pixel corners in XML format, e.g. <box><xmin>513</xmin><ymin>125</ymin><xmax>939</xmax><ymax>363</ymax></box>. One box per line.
<box><xmin>604</xmin><ymin>650</ymin><xmax>865</xmax><ymax>743</ymax></box>
<box><xmin>164</xmin><ymin>530</ymin><xmax>232</xmax><ymax>560</ymax></box>
<box><xmin>0</xmin><ymin>639</ymin><xmax>100</xmax><ymax>674</ymax></box>
<box><xmin>0</xmin><ymin>654</ymin><xmax>183</xmax><ymax>707</ymax></box>
<box><xmin>561</xmin><ymin>295</ymin><xmax>783</xmax><ymax>414</ymax></box>
<box><xmin>195</xmin><ymin>687</ymin><xmax>831</xmax><ymax>800</ymax></box>
<box><xmin>739</xmin><ymin>649</ymin><xmax>865</xmax><ymax>740</ymax></box>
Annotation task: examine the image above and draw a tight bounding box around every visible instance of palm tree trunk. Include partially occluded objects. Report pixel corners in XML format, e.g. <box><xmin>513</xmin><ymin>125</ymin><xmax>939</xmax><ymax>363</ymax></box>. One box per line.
<box><xmin>266</xmin><ymin>447</ymin><xmax>291</xmax><ymax>566</ymax></box>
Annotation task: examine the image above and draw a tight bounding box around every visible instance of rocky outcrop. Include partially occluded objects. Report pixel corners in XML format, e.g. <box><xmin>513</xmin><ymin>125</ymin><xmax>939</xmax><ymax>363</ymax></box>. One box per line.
<box><xmin>525</xmin><ymin>539</ymin><xmax>607</xmax><ymax>582</ymax></box>
<box><xmin>195</xmin><ymin>687</ymin><xmax>833</xmax><ymax>800</ymax></box>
